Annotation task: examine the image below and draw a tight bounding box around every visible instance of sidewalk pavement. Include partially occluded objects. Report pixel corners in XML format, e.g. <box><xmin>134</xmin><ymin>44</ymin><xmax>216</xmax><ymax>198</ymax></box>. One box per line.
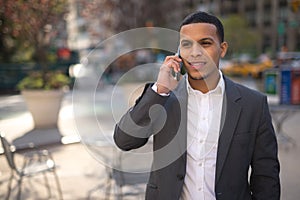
<box><xmin>1</xmin><ymin>83</ymin><xmax>300</xmax><ymax>199</ymax></box>
<box><xmin>0</xmin><ymin>85</ymin><xmax>147</xmax><ymax>200</ymax></box>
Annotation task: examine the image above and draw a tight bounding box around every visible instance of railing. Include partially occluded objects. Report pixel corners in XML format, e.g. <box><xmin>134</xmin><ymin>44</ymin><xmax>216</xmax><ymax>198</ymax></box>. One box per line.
<box><xmin>0</xmin><ymin>61</ymin><xmax>76</xmax><ymax>92</ymax></box>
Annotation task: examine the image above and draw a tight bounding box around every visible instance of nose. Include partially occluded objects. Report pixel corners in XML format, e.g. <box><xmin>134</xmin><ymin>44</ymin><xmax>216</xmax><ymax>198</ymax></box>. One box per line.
<box><xmin>190</xmin><ymin>44</ymin><xmax>203</xmax><ymax>58</ymax></box>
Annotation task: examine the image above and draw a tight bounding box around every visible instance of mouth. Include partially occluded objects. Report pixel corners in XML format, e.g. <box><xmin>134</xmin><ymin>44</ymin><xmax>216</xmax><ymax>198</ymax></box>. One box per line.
<box><xmin>187</xmin><ymin>61</ymin><xmax>207</xmax><ymax>70</ymax></box>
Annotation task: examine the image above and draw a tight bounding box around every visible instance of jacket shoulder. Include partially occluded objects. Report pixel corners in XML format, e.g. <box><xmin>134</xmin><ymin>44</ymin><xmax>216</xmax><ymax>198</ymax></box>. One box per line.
<box><xmin>224</xmin><ymin>76</ymin><xmax>266</xmax><ymax>101</ymax></box>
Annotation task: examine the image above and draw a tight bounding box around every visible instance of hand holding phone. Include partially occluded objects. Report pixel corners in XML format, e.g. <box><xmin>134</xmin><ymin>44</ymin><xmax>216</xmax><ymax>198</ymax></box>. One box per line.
<box><xmin>156</xmin><ymin>47</ymin><xmax>185</xmax><ymax>94</ymax></box>
<box><xmin>171</xmin><ymin>47</ymin><xmax>185</xmax><ymax>81</ymax></box>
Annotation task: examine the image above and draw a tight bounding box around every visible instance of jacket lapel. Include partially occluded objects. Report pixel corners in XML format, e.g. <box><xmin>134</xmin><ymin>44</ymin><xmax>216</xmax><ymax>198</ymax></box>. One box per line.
<box><xmin>215</xmin><ymin>77</ymin><xmax>242</xmax><ymax>183</ymax></box>
<box><xmin>173</xmin><ymin>76</ymin><xmax>188</xmax><ymax>163</ymax></box>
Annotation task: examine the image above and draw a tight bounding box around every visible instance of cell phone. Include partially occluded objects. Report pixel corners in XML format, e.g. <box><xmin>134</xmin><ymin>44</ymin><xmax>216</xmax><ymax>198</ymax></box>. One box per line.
<box><xmin>171</xmin><ymin>47</ymin><xmax>185</xmax><ymax>81</ymax></box>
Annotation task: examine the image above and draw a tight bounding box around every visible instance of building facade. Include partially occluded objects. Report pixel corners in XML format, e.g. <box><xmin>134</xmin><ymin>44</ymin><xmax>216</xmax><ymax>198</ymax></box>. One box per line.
<box><xmin>197</xmin><ymin>0</ymin><xmax>300</xmax><ymax>56</ymax></box>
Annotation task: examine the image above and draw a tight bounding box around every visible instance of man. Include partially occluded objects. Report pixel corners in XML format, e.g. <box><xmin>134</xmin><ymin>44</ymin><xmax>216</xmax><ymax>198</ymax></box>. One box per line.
<box><xmin>114</xmin><ymin>11</ymin><xmax>280</xmax><ymax>200</ymax></box>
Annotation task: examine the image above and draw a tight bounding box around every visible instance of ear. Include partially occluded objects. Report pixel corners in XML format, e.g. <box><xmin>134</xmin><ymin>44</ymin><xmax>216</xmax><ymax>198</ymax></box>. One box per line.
<box><xmin>220</xmin><ymin>42</ymin><xmax>228</xmax><ymax>58</ymax></box>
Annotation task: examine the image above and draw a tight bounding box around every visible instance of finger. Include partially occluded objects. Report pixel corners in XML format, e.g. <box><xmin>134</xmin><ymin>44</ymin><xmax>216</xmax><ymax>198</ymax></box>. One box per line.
<box><xmin>165</xmin><ymin>55</ymin><xmax>182</xmax><ymax>63</ymax></box>
<box><xmin>164</xmin><ymin>60</ymin><xmax>180</xmax><ymax>72</ymax></box>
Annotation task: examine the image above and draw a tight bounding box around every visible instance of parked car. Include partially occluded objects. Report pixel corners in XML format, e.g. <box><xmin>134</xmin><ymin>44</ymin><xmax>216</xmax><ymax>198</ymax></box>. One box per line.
<box><xmin>221</xmin><ymin>59</ymin><xmax>273</xmax><ymax>79</ymax></box>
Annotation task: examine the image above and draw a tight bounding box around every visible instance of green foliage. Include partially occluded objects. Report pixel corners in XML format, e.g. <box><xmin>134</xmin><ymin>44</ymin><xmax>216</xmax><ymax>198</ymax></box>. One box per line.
<box><xmin>17</xmin><ymin>71</ymin><xmax>70</xmax><ymax>90</ymax></box>
<box><xmin>0</xmin><ymin>0</ymin><xmax>68</xmax><ymax>63</ymax></box>
<box><xmin>10</xmin><ymin>46</ymin><xmax>34</xmax><ymax>63</ymax></box>
<box><xmin>221</xmin><ymin>14</ymin><xmax>259</xmax><ymax>58</ymax></box>
<box><xmin>1</xmin><ymin>0</ymin><xmax>70</xmax><ymax>90</ymax></box>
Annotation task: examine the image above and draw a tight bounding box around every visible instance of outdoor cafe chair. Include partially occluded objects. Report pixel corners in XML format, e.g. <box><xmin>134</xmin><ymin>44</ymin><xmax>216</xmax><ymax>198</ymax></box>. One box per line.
<box><xmin>84</xmin><ymin>137</ymin><xmax>151</xmax><ymax>200</ymax></box>
<box><xmin>105</xmin><ymin>142</ymin><xmax>152</xmax><ymax>200</ymax></box>
<box><xmin>105</xmin><ymin>151</ymin><xmax>150</xmax><ymax>200</ymax></box>
<box><xmin>0</xmin><ymin>132</ymin><xmax>63</xmax><ymax>200</ymax></box>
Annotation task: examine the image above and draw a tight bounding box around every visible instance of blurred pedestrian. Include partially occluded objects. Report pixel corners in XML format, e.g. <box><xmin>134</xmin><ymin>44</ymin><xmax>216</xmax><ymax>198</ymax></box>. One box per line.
<box><xmin>114</xmin><ymin>11</ymin><xmax>280</xmax><ymax>200</ymax></box>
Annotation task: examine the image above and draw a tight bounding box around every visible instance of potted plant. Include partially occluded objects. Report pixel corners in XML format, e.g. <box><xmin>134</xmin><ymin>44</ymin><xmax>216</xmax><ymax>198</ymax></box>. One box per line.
<box><xmin>17</xmin><ymin>70</ymin><xmax>71</xmax><ymax>128</ymax></box>
<box><xmin>0</xmin><ymin>0</ymin><xmax>70</xmax><ymax>128</ymax></box>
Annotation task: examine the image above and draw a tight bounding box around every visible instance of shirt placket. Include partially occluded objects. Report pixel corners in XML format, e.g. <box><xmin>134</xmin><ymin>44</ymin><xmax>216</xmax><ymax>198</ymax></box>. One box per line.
<box><xmin>196</xmin><ymin>93</ymin><xmax>210</xmax><ymax>198</ymax></box>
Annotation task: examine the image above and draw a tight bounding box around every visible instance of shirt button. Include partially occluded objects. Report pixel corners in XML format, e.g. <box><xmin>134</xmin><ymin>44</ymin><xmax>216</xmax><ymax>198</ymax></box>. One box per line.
<box><xmin>198</xmin><ymin>187</ymin><xmax>202</xmax><ymax>191</ymax></box>
<box><xmin>198</xmin><ymin>162</ymin><xmax>202</xmax><ymax>167</ymax></box>
<box><xmin>199</xmin><ymin>140</ymin><xmax>204</xmax><ymax>143</ymax></box>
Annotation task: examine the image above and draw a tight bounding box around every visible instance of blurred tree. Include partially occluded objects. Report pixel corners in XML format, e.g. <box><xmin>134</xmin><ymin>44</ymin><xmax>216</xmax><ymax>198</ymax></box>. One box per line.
<box><xmin>0</xmin><ymin>0</ymin><xmax>21</xmax><ymax>62</ymax></box>
<box><xmin>221</xmin><ymin>14</ymin><xmax>259</xmax><ymax>59</ymax></box>
<box><xmin>0</xmin><ymin>0</ymin><xmax>68</xmax><ymax>63</ymax></box>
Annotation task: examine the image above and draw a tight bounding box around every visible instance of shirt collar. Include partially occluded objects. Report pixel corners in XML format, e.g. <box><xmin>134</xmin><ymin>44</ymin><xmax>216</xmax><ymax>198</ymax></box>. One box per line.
<box><xmin>186</xmin><ymin>70</ymin><xmax>225</xmax><ymax>96</ymax></box>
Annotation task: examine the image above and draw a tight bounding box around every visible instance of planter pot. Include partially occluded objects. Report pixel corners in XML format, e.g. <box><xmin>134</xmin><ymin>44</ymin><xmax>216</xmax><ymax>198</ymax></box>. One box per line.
<box><xmin>21</xmin><ymin>90</ymin><xmax>65</xmax><ymax>129</ymax></box>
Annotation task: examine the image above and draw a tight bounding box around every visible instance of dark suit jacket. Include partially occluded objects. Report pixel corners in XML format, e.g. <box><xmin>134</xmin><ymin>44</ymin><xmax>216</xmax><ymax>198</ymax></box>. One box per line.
<box><xmin>114</xmin><ymin>75</ymin><xmax>280</xmax><ymax>200</ymax></box>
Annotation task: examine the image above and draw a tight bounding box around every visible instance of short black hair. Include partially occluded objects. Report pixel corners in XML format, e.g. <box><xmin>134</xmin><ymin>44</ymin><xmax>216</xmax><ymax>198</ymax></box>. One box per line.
<box><xmin>180</xmin><ymin>11</ymin><xmax>224</xmax><ymax>43</ymax></box>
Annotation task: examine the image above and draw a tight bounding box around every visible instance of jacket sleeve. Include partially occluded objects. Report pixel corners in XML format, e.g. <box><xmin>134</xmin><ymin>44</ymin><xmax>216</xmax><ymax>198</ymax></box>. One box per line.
<box><xmin>114</xmin><ymin>83</ymin><xmax>169</xmax><ymax>151</ymax></box>
<box><xmin>250</xmin><ymin>96</ymin><xmax>281</xmax><ymax>199</ymax></box>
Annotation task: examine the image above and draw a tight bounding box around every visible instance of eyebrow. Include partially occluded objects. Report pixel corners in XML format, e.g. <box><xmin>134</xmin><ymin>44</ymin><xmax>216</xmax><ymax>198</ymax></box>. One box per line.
<box><xmin>199</xmin><ymin>37</ymin><xmax>214</xmax><ymax>42</ymax></box>
<box><xmin>180</xmin><ymin>37</ymin><xmax>215</xmax><ymax>44</ymax></box>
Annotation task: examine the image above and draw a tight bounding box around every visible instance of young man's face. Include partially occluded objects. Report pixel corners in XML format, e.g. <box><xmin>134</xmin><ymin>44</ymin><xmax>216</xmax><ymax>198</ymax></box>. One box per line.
<box><xmin>179</xmin><ymin>23</ymin><xmax>228</xmax><ymax>81</ymax></box>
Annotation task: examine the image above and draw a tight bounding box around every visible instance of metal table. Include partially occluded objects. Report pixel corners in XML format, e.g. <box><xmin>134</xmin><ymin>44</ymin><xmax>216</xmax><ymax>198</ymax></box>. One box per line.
<box><xmin>269</xmin><ymin>104</ymin><xmax>299</xmax><ymax>147</ymax></box>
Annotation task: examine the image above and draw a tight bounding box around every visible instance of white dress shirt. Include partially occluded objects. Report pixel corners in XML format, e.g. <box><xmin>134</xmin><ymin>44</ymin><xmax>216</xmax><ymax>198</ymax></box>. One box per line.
<box><xmin>181</xmin><ymin>71</ymin><xmax>225</xmax><ymax>200</ymax></box>
<box><xmin>152</xmin><ymin>71</ymin><xmax>225</xmax><ymax>199</ymax></box>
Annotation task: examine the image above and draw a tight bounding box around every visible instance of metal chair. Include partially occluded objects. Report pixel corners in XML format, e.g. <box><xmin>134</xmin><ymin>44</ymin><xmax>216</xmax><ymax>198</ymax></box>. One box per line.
<box><xmin>106</xmin><ymin>165</ymin><xmax>150</xmax><ymax>200</ymax></box>
<box><xmin>105</xmin><ymin>145</ymin><xmax>152</xmax><ymax>200</ymax></box>
<box><xmin>84</xmin><ymin>137</ymin><xmax>151</xmax><ymax>200</ymax></box>
<box><xmin>0</xmin><ymin>132</ymin><xmax>63</xmax><ymax>200</ymax></box>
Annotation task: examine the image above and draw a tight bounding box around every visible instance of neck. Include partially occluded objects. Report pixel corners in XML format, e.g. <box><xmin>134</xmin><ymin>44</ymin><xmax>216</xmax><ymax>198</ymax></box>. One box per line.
<box><xmin>188</xmin><ymin>70</ymin><xmax>220</xmax><ymax>93</ymax></box>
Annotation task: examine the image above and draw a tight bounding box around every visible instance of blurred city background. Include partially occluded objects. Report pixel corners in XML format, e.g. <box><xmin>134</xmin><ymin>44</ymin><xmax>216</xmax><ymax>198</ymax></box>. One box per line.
<box><xmin>0</xmin><ymin>0</ymin><xmax>300</xmax><ymax>199</ymax></box>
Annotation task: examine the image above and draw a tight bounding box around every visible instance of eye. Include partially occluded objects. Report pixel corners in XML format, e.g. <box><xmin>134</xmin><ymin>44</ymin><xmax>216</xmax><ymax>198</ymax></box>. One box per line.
<box><xmin>181</xmin><ymin>41</ymin><xmax>192</xmax><ymax>48</ymax></box>
<box><xmin>199</xmin><ymin>40</ymin><xmax>212</xmax><ymax>47</ymax></box>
